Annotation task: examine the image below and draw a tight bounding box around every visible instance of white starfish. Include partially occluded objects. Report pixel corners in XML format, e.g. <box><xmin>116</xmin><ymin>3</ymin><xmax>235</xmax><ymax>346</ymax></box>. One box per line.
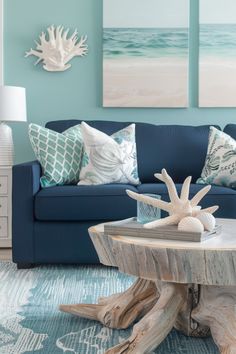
<box><xmin>126</xmin><ymin>169</ymin><xmax>219</xmax><ymax>229</ymax></box>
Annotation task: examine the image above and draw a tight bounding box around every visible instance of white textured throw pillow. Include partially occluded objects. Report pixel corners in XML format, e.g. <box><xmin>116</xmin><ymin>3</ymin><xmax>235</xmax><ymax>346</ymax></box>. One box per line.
<box><xmin>78</xmin><ymin>122</ymin><xmax>140</xmax><ymax>185</ymax></box>
<box><xmin>197</xmin><ymin>126</ymin><xmax>236</xmax><ymax>188</ymax></box>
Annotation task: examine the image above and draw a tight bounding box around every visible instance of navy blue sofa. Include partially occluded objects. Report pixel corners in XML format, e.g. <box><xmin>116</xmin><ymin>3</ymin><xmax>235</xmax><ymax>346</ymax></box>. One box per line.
<box><xmin>12</xmin><ymin>121</ymin><xmax>236</xmax><ymax>268</ymax></box>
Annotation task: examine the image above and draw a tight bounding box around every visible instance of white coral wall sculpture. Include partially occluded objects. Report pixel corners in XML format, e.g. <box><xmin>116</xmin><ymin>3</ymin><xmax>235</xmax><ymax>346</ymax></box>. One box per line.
<box><xmin>25</xmin><ymin>25</ymin><xmax>88</xmax><ymax>72</ymax></box>
<box><xmin>126</xmin><ymin>169</ymin><xmax>219</xmax><ymax>230</ymax></box>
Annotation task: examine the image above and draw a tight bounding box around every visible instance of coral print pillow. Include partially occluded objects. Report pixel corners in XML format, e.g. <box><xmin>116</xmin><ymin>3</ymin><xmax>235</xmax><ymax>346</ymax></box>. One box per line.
<box><xmin>78</xmin><ymin>122</ymin><xmax>140</xmax><ymax>185</ymax></box>
<box><xmin>197</xmin><ymin>126</ymin><xmax>236</xmax><ymax>188</ymax></box>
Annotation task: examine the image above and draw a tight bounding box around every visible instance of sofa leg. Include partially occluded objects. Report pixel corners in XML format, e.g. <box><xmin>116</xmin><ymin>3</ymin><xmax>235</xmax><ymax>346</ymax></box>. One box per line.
<box><xmin>17</xmin><ymin>263</ymin><xmax>34</xmax><ymax>269</ymax></box>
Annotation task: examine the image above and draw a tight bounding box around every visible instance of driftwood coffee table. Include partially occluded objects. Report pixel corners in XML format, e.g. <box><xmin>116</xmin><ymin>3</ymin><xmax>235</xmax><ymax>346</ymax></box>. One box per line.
<box><xmin>60</xmin><ymin>218</ymin><xmax>236</xmax><ymax>354</ymax></box>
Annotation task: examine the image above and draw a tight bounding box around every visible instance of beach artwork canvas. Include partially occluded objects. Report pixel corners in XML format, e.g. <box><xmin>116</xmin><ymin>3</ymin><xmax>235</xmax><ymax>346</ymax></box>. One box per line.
<box><xmin>199</xmin><ymin>0</ymin><xmax>236</xmax><ymax>107</ymax></box>
<box><xmin>103</xmin><ymin>0</ymin><xmax>189</xmax><ymax>108</ymax></box>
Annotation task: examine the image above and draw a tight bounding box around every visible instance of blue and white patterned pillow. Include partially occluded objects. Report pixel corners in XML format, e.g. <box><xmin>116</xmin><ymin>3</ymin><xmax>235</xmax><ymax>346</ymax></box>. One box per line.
<box><xmin>29</xmin><ymin>124</ymin><xmax>83</xmax><ymax>188</ymax></box>
<box><xmin>197</xmin><ymin>126</ymin><xmax>236</xmax><ymax>188</ymax></box>
<box><xmin>78</xmin><ymin>122</ymin><xmax>140</xmax><ymax>185</ymax></box>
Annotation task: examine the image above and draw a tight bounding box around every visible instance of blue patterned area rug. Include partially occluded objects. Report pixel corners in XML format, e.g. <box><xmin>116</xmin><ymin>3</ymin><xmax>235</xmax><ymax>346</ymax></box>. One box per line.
<box><xmin>0</xmin><ymin>262</ymin><xmax>218</xmax><ymax>354</ymax></box>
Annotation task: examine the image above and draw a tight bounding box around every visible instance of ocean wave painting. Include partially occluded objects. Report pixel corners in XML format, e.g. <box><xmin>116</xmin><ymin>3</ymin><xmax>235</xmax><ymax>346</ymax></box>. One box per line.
<box><xmin>104</xmin><ymin>28</ymin><xmax>188</xmax><ymax>59</ymax></box>
<box><xmin>199</xmin><ymin>1</ymin><xmax>236</xmax><ymax>107</ymax></box>
<box><xmin>103</xmin><ymin>0</ymin><xmax>189</xmax><ymax>108</ymax></box>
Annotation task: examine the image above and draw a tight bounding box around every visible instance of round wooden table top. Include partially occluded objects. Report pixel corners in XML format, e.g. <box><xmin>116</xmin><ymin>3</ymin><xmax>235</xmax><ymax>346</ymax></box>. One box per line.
<box><xmin>89</xmin><ymin>218</ymin><xmax>236</xmax><ymax>286</ymax></box>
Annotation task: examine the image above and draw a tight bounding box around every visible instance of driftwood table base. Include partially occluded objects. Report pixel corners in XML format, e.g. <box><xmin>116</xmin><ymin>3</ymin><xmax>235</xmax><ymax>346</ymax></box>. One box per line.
<box><xmin>60</xmin><ymin>279</ymin><xmax>214</xmax><ymax>353</ymax></box>
<box><xmin>60</xmin><ymin>220</ymin><xmax>236</xmax><ymax>354</ymax></box>
<box><xmin>60</xmin><ymin>278</ymin><xmax>158</xmax><ymax>330</ymax></box>
<box><xmin>192</xmin><ymin>286</ymin><xmax>236</xmax><ymax>354</ymax></box>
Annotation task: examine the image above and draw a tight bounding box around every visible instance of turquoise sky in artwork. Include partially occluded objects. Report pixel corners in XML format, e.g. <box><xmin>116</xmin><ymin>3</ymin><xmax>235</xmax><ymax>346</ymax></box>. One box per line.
<box><xmin>103</xmin><ymin>0</ymin><xmax>189</xmax><ymax>28</ymax></box>
<box><xmin>200</xmin><ymin>0</ymin><xmax>236</xmax><ymax>24</ymax></box>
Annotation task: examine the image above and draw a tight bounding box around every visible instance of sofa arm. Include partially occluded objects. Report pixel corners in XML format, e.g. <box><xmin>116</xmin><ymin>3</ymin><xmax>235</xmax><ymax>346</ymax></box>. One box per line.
<box><xmin>12</xmin><ymin>161</ymin><xmax>41</xmax><ymax>264</ymax></box>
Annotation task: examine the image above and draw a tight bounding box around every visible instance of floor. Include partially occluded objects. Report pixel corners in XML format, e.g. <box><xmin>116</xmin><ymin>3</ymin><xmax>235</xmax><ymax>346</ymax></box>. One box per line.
<box><xmin>0</xmin><ymin>248</ymin><xmax>12</xmax><ymax>261</ymax></box>
<box><xmin>0</xmin><ymin>263</ymin><xmax>218</xmax><ymax>354</ymax></box>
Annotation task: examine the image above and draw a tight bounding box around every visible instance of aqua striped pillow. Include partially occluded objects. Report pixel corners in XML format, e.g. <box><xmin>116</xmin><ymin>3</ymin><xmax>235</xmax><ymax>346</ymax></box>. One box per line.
<box><xmin>29</xmin><ymin>124</ymin><xmax>83</xmax><ymax>188</ymax></box>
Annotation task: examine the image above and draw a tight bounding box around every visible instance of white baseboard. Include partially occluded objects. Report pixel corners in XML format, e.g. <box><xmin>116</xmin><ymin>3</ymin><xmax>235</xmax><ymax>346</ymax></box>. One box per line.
<box><xmin>0</xmin><ymin>248</ymin><xmax>12</xmax><ymax>261</ymax></box>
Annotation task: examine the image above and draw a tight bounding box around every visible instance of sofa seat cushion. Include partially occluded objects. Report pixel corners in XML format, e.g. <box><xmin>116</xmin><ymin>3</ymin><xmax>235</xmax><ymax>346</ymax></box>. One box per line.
<box><xmin>35</xmin><ymin>183</ymin><xmax>236</xmax><ymax>221</ymax></box>
<box><xmin>137</xmin><ymin>184</ymin><xmax>236</xmax><ymax>218</ymax></box>
<box><xmin>35</xmin><ymin>184</ymin><xmax>138</xmax><ymax>221</ymax></box>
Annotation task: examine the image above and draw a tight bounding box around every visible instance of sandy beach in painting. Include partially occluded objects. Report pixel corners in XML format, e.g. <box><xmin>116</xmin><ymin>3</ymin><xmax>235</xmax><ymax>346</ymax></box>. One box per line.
<box><xmin>199</xmin><ymin>58</ymin><xmax>236</xmax><ymax>107</ymax></box>
<box><xmin>103</xmin><ymin>28</ymin><xmax>189</xmax><ymax>108</ymax></box>
<box><xmin>199</xmin><ymin>24</ymin><xmax>236</xmax><ymax>107</ymax></box>
<box><xmin>103</xmin><ymin>57</ymin><xmax>188</xmax><ymax>107</ymax></box>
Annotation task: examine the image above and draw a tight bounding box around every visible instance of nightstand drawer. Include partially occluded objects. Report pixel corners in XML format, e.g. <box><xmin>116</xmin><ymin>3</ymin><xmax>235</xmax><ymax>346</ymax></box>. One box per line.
<box><xmin>0</xmin><ymin>197</ymin><xmax>8</xmax><ymax>216</ymax></box>
<box><xmin>0</xmin><ymin>176</ymin><xmax>8</xmax><ymax>194</ymax></box>
<box><xmin>0</xmin><ymin>217</ymin><xmax>8</xmax><ymax>238</ymax></box>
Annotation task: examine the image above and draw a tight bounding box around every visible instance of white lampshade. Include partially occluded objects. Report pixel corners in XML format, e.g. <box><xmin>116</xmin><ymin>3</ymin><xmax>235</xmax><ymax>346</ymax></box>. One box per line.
<box><xmin>0</xmin><ymin>86</ymin><xmax>27</xmax><ymax>122</ymax></box>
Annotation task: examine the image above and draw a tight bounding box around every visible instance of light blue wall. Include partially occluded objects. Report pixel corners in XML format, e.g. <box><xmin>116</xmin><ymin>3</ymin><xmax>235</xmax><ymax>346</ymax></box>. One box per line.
<box><xmin>4</xmin><ymin>0</ymin><xmax>236</xmax><ymax>164</ymax></box>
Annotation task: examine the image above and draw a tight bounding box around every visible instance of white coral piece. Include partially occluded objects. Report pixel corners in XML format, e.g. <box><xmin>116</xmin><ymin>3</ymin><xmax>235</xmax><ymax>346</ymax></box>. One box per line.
<box><xmin>126</xmin><ymin>169</ymin><xmax>219</xmax><ymax>229</ymax></box>
<box><xmin>25</xmin><ymin>25</ymin><xmax>88</xmax><ymax>72</ymax></box>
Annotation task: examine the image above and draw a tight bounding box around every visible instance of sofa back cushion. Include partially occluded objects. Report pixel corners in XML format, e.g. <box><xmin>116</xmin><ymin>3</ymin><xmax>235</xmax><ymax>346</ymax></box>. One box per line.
<box><xmin>46</xmin><ymin>120</ymin><xmax>216</xmax><ymax>183</ymax></box>
<box><xmin>224</xmin><ymin>124</ymin><xmax>236</xmax><ymax>139</ymax></box>
<box><xmin>135</xmin><ymin>123</ymin><xmax>215</xmax><ymax>183</ymax></box>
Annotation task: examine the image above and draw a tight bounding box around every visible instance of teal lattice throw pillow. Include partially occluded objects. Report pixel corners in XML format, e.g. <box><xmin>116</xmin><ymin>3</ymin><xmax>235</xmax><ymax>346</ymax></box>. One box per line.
<box><xmin>78</xmin><ymin>122</ymin><xmax>140</xmax><ymax>185</ymax></box>
<box><xmin>29</xmin><ymin>124</ymin><xmax>83</xmax><ymax>188</ymax></box>
<box><xmin>197</xmin><ymin>126</ymin><xmax>236</xmax><ymax>188</ymax></box>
